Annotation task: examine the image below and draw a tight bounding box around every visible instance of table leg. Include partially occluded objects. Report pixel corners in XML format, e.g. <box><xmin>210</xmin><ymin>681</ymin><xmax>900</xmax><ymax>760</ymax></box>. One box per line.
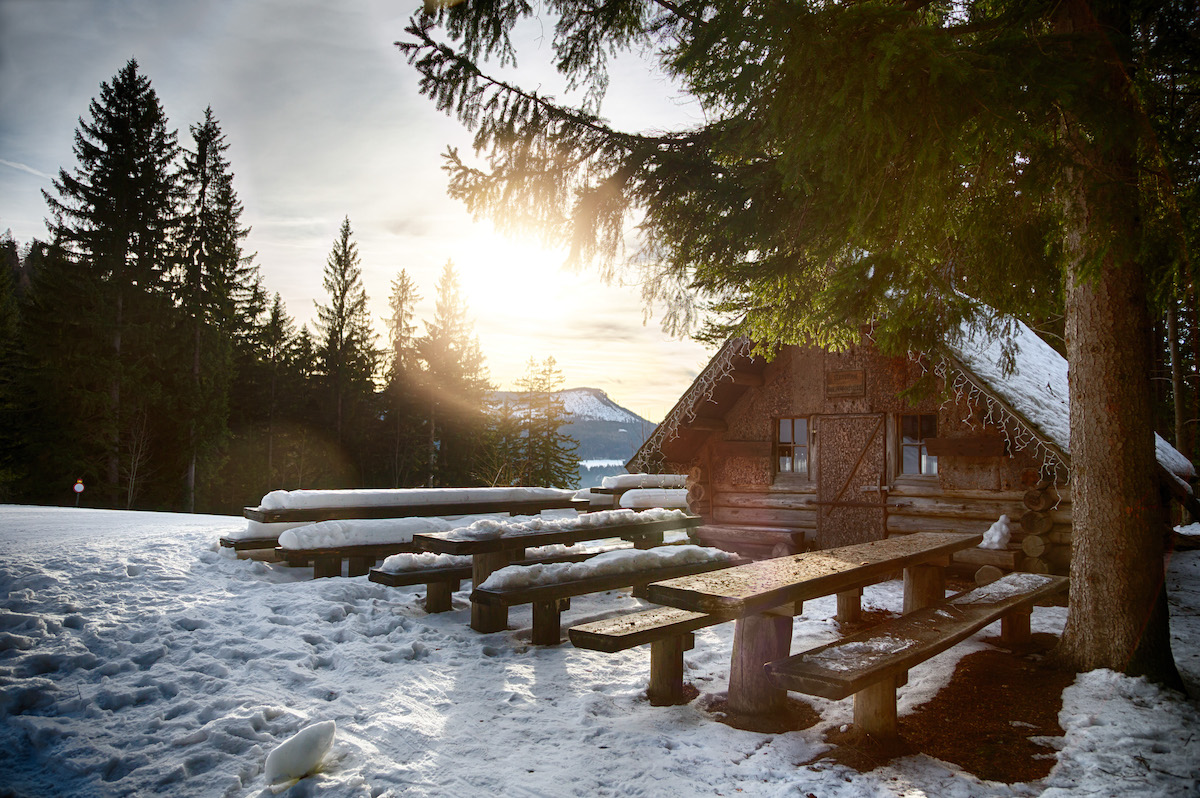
<box><xmin>728</xmin><ymin>613</ymin><xmax>793</xmax><ymax>715</ymax></box>
<box><xmin>471</xmin><ymin>551</ymin><xmax>511</xmax><ymax>633</ymax></box>
<box><xmin>836</xmin><ymin>588</ymin><xmax>862</xmax><ymax>623</ymax></box>
<box><xmin>903</xmin><ymin>563</ymin><xmax>946</xmax><ymax>613</ymax></box>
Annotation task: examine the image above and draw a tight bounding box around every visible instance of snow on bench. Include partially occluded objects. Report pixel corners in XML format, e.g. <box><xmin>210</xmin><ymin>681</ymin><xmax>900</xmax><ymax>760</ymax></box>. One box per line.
<box><xmin>601</xmin><ymin>474</ymin><xmax>687</xmax><ymax>490</ymax></box>
<box><xmin>368</xmin><ymin>542</ymin><xmax>637</xmax><ymax>613</ymax></box>
<box><xmin>618</xmin><ymin>488</ymin><xmax>688</xmax><ymax>510</ymax></box>
<box><xmin>470</xmin><ymin>544</ymin><xmax>742</xmax><ymax>645</ymax></box>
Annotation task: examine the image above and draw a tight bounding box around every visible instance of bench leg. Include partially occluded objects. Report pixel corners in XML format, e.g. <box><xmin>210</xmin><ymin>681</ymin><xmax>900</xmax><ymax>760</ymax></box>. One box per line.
<box><xmin>903</xmin><ymin>563</ymin><xmax>946</xmax><ymax>613</ymax></box>
<box><xmin>425</xmin><ymin>580</ymin><xmax>459</xmax><ymax>613</ymax></box>
<box><xmin>853</xmin><ymin>676</ymin><xmax>899</xmax><ymax>739</ymax></box>
<box><xmin>648</xmin><ymin>633</ymin><xmax>695</xmax><ymax>706</ymax></box>
<box><xmin>471</xmin><ymin>551</ymin><xmax>511</xmax><ymax>633</ymax></box>
<box><xmin>633</xmin><ymin>531</ymin><xmax>664</xmax><ymax>550</ymax></box>
<box><xmin>313</xmin><ymin>555</ymin><xmax>341</xmax><ymax>579</ymax></box>
<box><xmin>347</xmin><ymin>555</ymin><xmax>373</xmax><ymax>577</ymax></box>
<box><xmin>836</xmin><ymin>588</ymin><xmax>862</xmax><ymax>623</ymax></box>
<box><xmin>1001</xmin><ymin>608</ymin><xmax>1032</xmax><ymax>645</ymax></box>
<box><xmin>531</xmin><ymin>598</ymin><xmax>570</xmax><ymax>645</ymax></box>
<box><xmin>729</xmin><ymin>613</ymin><xmax>793</xmax><ymax>715</ymax></box>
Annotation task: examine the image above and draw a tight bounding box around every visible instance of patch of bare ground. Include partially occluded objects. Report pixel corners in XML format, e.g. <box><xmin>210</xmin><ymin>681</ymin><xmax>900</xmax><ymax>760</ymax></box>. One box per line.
<box><xmin>702</xmin><ymin>586</ymin><xmax>1074</xmax><ymax>785</ymax></box>
<box><xmin>815</xmin><ymin>633</ymin><xmax>1074</xmax><ymax>783</ymax></box>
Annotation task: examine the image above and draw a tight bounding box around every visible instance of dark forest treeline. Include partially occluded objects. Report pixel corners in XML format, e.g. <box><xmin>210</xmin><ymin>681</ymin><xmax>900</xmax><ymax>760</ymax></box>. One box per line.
<box><xmin>0</xmin><ymin>59</ymin><xmax>577</xmax><ymax>514</ymax></box>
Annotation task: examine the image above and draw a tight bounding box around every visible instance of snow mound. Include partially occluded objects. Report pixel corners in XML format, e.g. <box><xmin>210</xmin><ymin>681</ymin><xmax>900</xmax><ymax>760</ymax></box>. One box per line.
<box><xmin>979</xmin><ymin>515</ymin><xmax>1012</xmax><ymax>550</ymax></box>
<box><xmin>619</xmin><ymin>488</ymin><xmax>688</xmax><ymax>509</ymax></box>
<box><xmin>601</xmin><ymin>473</ymin><xmax>687</xmax><ymax>490</ymax></box>
<box><xmin>264</xmin><ymin>720</ymin><xmax>335</xmax><ymax>786</ymax></box>
<box><xmin>478</xmin><ymin>544</ymin><xmax>736</xmax><ymax>590</ymax></box>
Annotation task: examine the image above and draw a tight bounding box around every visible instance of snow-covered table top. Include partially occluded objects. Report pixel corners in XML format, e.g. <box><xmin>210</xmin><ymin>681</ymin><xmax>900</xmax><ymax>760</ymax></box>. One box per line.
<box><xmin>243</xmin><ymin>487</ymin><xmax>582</xmax><ymax>524</ymax></box>
<box><xmin>413</xmin><ymin>509</ymin><xmax>701</xmax><ymax>555</ymax></box>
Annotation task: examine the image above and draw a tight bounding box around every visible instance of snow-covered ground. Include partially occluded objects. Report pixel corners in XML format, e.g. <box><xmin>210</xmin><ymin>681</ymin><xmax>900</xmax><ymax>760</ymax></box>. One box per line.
<box><xmin>1</xmin><ymin>505</ymin><xmax>1198</xmax><ymax>797</ymax></box>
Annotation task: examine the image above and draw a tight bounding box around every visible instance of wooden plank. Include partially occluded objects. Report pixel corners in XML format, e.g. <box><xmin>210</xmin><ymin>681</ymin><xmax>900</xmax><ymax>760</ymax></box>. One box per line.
<box><xmin>713</xmin><ymin>490</ymin><xmax>818</xmax><ymax>510</ymax></box>
<box><xmin>644</xmin><ymin>531</ymin><xmax>982</xmax><ymax>617</ymax></box>
<box><xmin>951</xmin><ymin>547</ymin><xmax>1021</xmax><ymax>569</ymax></box>
<box><xmin>243</xmin><ymin>496</ymin><xmax>586</xmax><ymax>524</ymax></box>
<box><xmin>569</xmin><ymin>606</ymin><xmax>727</xmax><ymax>653</ymax></box>
<box><xmin>764</xmin><ymin>573</ymin><xmax>1069</xmax><ymax>700</ymax></box>
<box><xmin>414</xmin><ymin>515</ymin><xmax>703</xmax><ymax>556</ymax></box>
<box><xmin>711</xmin><ymin>506</ymin><xmax>817</xmax><ymax>528</ymax></box>
<box><xmin>470</xmin><ymin>555</ymin><xmax>744</xmax><ymax>609</ymax></box>
<box><xmin>218</xmin><ymin>536</ymin><xmax>281</xmax><ymax>551</ymax></box>
<box><xmin>924</xmin><ymin>435</ymin><xmax>1006</xmax><ymax>458</ymax></box>
<box><xmin>712</xmin><ymin>440</ymin><xmax>772</xmax><ymax>458</ymax></box>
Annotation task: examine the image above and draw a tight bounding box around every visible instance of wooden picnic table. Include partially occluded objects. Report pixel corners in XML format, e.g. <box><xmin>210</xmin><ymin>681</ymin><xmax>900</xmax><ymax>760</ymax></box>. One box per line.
<box><xmin>643</xmin><ymin>531</ymin><xmax>983</xmax><ymax>714</ymax></box>
<box><xmin>413</xmin><ymin>514</ymin><xmax>704</xmax><ymax>633</ymax></box>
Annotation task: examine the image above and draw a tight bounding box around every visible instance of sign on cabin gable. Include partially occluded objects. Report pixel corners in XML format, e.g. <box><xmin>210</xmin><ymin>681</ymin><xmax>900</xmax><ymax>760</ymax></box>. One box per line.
<box><xmin>825</xmin><ymin>369</ymin><xmax>865</xmax><ymax>398</ymax></box>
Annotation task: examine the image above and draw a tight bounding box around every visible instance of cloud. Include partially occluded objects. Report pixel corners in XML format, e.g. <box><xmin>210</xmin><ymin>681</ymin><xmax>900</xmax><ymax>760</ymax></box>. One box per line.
<box><xmin>0</xmin><ymin>159</ymin><xmax>51</xmax><ymax>179</ymax></box>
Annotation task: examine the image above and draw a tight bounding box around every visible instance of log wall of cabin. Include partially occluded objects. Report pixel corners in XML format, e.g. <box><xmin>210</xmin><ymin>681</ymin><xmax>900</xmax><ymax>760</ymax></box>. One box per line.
<box><xmin>682</xmin><ymin>343</ymin><xmax>1073</xmax><ymax>576</ymax></box>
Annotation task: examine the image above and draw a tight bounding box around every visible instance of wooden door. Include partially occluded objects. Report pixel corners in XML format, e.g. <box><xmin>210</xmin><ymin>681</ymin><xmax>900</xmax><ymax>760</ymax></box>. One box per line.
<box><xmin>816</xmin><ymin>414</ymin><xmax>887</xmax><ymax>549</ymax></box>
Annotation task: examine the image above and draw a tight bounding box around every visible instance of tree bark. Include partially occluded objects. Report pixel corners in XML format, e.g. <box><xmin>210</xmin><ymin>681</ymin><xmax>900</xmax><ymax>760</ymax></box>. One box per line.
<box><xmin>1051</xmin><ymin>0</ymin><xmax>1184</xmax><ymax>692</ymax></box>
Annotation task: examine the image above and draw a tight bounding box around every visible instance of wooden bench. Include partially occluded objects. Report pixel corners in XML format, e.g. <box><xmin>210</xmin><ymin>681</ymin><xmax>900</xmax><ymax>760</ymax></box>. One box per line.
<box><xmin>764</xmin><ymin>572</ymin><xmax>1069</xmax><ymax>738</ymax></box>
<box><xmin>367</xmin><ymin>545</ymin><xmax>637</xmax><ymax>612</ymax></box>
<box><xmin>414</xmin><ymin>513</ymin><xmax>705</xmax><ymax>633</ymax></box>
<box><xmin>275</xmin><ymin>542</ymin><xmax>420</xmax><ymax>578</ymax></box>
<box><xmin>470</xmin><ymin>554</ymin><xmax>746</xmax><ymax>646</ymax></box>
<box><xmin>569</xmin><ymin>606</ymin><xmax>734</xmax><ymax>705</ymax></box>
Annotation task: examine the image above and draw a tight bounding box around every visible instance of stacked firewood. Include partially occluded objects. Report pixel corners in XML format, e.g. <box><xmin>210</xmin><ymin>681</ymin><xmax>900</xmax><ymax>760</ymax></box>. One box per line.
<box><xmin>1017</xmin><ymin>480</ymin><xmax>1071</xmax><ymax>576</ymax></box>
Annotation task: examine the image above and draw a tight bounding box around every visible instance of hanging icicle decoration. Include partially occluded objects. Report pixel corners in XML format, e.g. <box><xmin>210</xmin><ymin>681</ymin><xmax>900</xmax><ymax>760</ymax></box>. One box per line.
<box><xmin>629</xmin><ymin>338</ymin><xmax>754</xmax><ymax>473</ymax></box>
<box><xmin>929</xmin><ymin>357</ymin><xmax>1069</xmax><ymax>487</ymax></box>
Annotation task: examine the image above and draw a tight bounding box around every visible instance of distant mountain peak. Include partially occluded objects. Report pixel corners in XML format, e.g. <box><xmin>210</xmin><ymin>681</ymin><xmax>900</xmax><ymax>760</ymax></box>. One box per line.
<box><xmin>556</xmin><ymin>387</ymin><xmax>648</xmax><ymax>424</ymax></box>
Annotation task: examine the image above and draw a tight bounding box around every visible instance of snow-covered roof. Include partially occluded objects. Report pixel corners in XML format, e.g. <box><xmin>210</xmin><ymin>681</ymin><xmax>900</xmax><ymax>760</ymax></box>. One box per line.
<box><xmin>947</xmin><ymin>313</ymin><xmax>1195</xmax><ymax>483</ymax></box>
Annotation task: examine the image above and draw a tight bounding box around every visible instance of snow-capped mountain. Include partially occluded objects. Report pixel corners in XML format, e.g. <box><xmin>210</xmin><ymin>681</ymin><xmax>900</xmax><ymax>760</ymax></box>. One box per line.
<box><xmin>489</xmin><ymin>387</ymin><xmax>656</xmax><ymax>487</ymax></box>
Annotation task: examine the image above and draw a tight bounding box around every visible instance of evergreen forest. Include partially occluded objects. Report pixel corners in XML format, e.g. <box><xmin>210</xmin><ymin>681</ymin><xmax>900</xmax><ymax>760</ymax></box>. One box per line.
<box><xmin>0</xmin><ymin>59</ymin><xmax>579</xmax><ymax>514</ymax></box>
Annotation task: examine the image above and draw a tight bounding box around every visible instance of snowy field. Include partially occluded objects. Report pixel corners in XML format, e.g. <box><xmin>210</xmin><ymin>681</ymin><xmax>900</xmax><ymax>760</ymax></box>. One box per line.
<box><xmin>1</xmin><ymin>505</ymin><xmax>1198</xmax><ymax>798</ymax></box>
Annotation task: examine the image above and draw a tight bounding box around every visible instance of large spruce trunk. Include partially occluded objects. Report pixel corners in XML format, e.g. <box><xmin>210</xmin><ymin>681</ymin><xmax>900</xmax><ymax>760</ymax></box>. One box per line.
<box><xmin>1053</xmin><ymin>1</ymin><xmax>1183</xmax><ymax>682</ymax></box>
<box><xmin>1058</xmin><ymin>251</ymin><xmax>1182</xmax><ymax>689</ymax></box>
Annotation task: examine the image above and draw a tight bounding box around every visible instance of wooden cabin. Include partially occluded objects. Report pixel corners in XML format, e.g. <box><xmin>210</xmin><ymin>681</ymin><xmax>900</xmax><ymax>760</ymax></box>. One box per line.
<box><xmin>628</xmin><ymin>323</ymin><xmax>1198</xmax><ymax>580</ymax></box>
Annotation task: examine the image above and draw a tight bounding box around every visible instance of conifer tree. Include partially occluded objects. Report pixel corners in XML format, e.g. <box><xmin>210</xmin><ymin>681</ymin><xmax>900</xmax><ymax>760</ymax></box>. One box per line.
<box><xmin>419</xmin><ymin>261</ymin><xmax>491</xmax><ymax>486</ymax></box>
<box><xmin>401</xmin><ymin>0</ymin><xmax>1197</xmax><ymax>685</ymax></box>
<box><xmin>0</xmin><ymin>232</ymin><xmax>21</xmax><ymax>499</ymax></box>
<box><xmin>515</xmin><ymin>356</ymin><xmax>578</xmax><ymax>488</ymax></box>
<box><xmin>41</xmin><ymin>58</ymin><xmax>181</xmax><ymax>506</ymax></box>
<box><xmin>177</xmin><ymin>107</ymin><xmax>255</xmax><ymax>511</ymax></box>
<box><xmin>383</xmin><ymin>268</ymin><xmax>425</xmax><ymax>486</ymax></box>
<box><xmin>314</xmin><ymin>217</ymin><xmax>378</xmax><ymax>450</ymax></box>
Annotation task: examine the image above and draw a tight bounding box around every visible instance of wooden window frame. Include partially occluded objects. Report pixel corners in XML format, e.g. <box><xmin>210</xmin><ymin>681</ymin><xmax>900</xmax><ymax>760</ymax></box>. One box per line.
<box><xmin>898</xmin><ymin>413</ymin><xmax>939</xmax><ymax>477</ymax></box>
<box><xmin>776</xmin><ymin>416</ymin><xmax>810</xmax><ymax>479</ymax></box>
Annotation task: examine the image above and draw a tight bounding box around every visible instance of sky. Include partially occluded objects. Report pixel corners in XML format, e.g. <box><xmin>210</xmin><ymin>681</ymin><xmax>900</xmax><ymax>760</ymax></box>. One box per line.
<box><xmin>0</xmin><ymin>0</ymin><xmax>714</xmax><ymax>423</ymax></box>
